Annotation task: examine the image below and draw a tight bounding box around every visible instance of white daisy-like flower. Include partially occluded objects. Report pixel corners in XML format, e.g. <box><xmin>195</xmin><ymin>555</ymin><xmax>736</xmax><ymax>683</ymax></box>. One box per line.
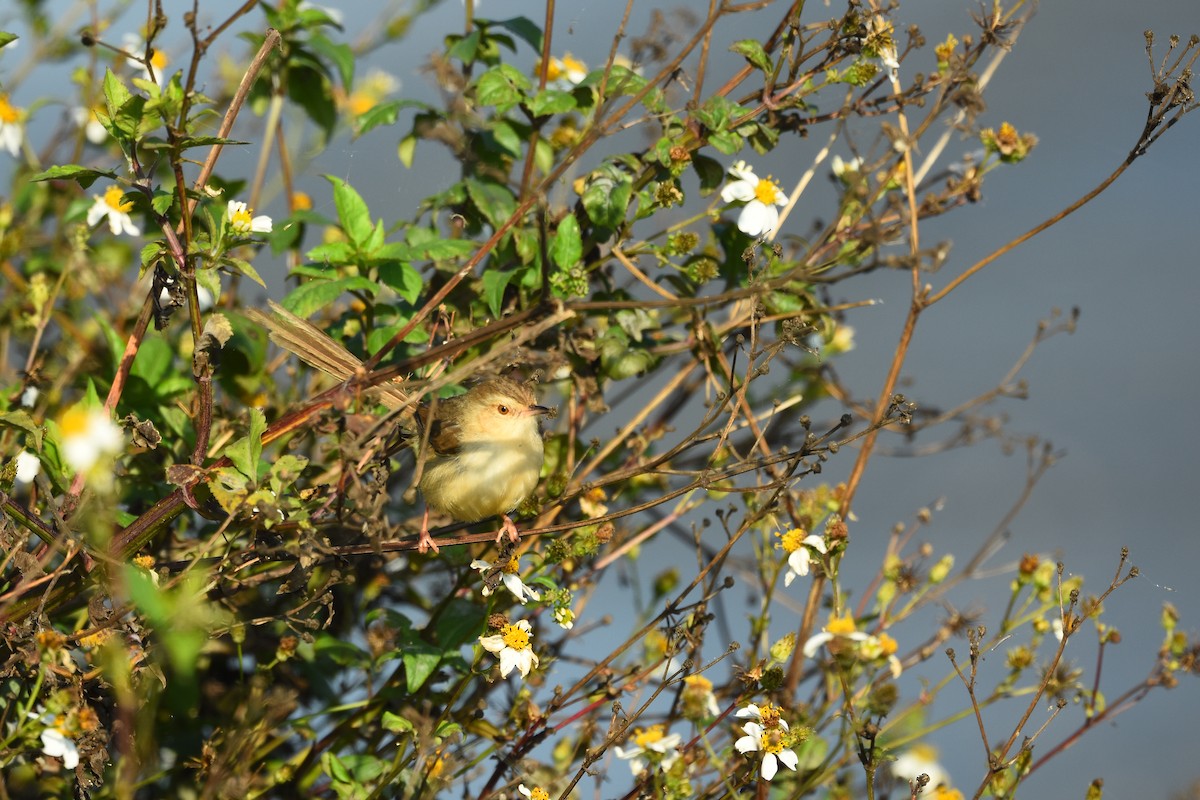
<box><xmin>776</xmin><ymin>528</ymin><xmax>828</xmax><ymax>587</ymax></box>
<box><xmin>681</xmin><ymin>673</ymin><xmax>720</xmax><ymax>720</ymax></box>
<box><xmin>121</xmin><ymin>33</ymin><xmax>169</xmax><ymax>84</ymax></box>
<box><xmin>29</xmin><ymin>713</ymin><xmax>79</xmax><ymax>770</ymax></box>
<box><xmin>734</xmin><ymin>704</ymin><xmax>798</xmax><ymax>782</ymax></box>
<box><xmin>0</xmin><ymin>93</ymin><xmax>24</xmax><ymax>156</ymax></box>
<box><xmin>87</xmin><ymin>185</ymin><xmax>141</xmax><ymax>236</ymax></box>
<box><xmin>470</xmin><ymin>556</ymin><xmax>541</xmax><ymax>604</ymax></box>
<box><xmin>340</xmin><ymin>69</ymin><xmax>401</xmax><ymax>117</ymax></box>
<box><xmin>892</xmin><ymin>743</ymin><xmax>951</xmax><ymax>791</ymax></box>
<box><xmin>553</xmin><ymin>605</ymin><xmax>575</xmax><ymax>629</ymax></box>
<box><xmin>541</xmin><ymin>54</ymin><xmax>587</xmax><ymax>88</ymax></box>
<box><xmin>831</xmin><ymin>154</ymin><xmax>863</xmax><ymax>181</ymax></box>
<box><xmin>479</xmin><ymin>619</ymin><xmax>539</xmax><ymax>678</ymax></box>
<box><xmin>803</xmin><ymin>614</ymin><xmax>902</xmax><ymax>677</ymax></box>
<box><xmin>614</xmin><ymin>724</ymin><xmax>682</xmax><ymax>775</ymax></box>
<box><xmin>60</xmin><ymin>406</ymin><xmax>124</xmax><ymax>475</ymax></box>
<box><xmin>226</xmin><ymin>199</ymin><xmax>272</xmax><ymax>235</ymax></box>
<box><xmin>720</xmin><ymin>161</ymin><xmax>788</xmax><ymax>237</ymax></box>
<box><xmin>15</xmin><ymin>450</ymin><xmax>40</xmax><ymax>485</ymax></box>
<box><xmin>518</xmin><ymin>785</ymin><xmax>550</xmax><ymax>800</ymax></box>
<box><xmin>72</xmin><ymin>105</ymin><xmax>109</xmax><ymax>145</ymax></box>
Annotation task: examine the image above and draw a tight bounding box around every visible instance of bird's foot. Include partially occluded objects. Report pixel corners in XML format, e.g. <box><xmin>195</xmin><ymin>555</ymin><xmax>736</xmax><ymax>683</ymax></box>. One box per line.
<box><xmin>495</xmin><ymin>514</ymin><xmax>521</xmax><ymax>544</ymax></box>
<box><xmin>418</xmin><ymin>507</ymin><xmax>440</xmax><ymax>554</ymax></box>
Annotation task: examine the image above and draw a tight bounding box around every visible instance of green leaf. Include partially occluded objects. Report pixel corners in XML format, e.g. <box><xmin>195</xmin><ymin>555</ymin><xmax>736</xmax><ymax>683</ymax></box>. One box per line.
<box><xmin>708</xmin><ymin>129</ymin><xmax>743</xmax><ymax>155</ymax></box>
<box><xmin>527</xmin><ymin>89</ymin><xmax>577</xmax><ymax>117</ymax></box>
<box><xmin>465</xmin><ymin>177</ymin><xmax>517</xmax><ymax>228</ymax></box>
<box><xmin>433</xmin><ymin>598</ymin><xmax>486</xmax><ymax>648</ymax></box>
<box><xmin>326</xmin><ymin>176</ymin><xmax>374</xmax><ymax>249</ymax></box>
<box><xmin>731</xmin><ymin>39</ymin><xmax>772</xmax><ymax>72</ymax></box>
<box><xmin>474</xmin><ymin>63</ymin><xmax>530</xmax><ymax>113</ymax></box>
<box><xmin>309</xmin><ymin>32</ymin><xmax>355</xmax><ymax>91</ymax></box>
<box><xmin>223</xmin><ymin>257</ymin><xmax>267</xmax><ymax>288</ymax></box>
<box><xmin>377</xmin><ymin>261</ymin><xmax>422</xmax><ymax>305</ymax></box>
<box><xmin>29</xmin><ymin>164</ymin><xmax>117</xmax><ymax>190</ymax></box>
<box><xmin>0</xmin><ymin>32</ymin><xmax>17</xmax><ymax>49</ymax></box>
<box><xmin>492</xmin><ymin>17</ymin><xmax>543</xmax><ymax>52</ymax></box>
<box><xmin>550</xmin><ymin>213</ymin><xmax>582</xmax><ymax>270</ymax></box>
<box><xmin>402</xmin><ymin>644</ymin><xmax>442</xmax><ymax>692</ymax></box>
<box><xmin>356</xmin><ymin>99</ymin><xmax>426</xmax><ymax>137</ymax></box>
<box><xmin>397</xmin><ymin>134</ymin><xmax>417</xmax><ymax>167</ymax></box>
<box><xmin>283</xmin><ymin>277</ymin><xmax>379</xmax><ymax>318</ymax></box>
<box><xmin>305</xmin><ymin>240</ymin><xmax>357</xmax><ymax>264</ymax></box>
<box><xmin>130</xmin><ymin>337</ymin><xmax>173</xmax><ymax>385</ymax></box>
<box><xmin>694</xmin><ymin>95</ymin><xmax>741</xmax><ymax>133</ymax></box>
<box><xmin>447</xmin><ymin>29</ymin><xmax>482</xmax><ymax>64</ymax></box>
<box><xmin>490</xmin><ymin>119</ymin><xmax>523</xmax><ymax>157</ymax></box>
<box><xmin>692</xmin><ymin>154</ymin><xmax>725</xmax><ymax>196</ymax></box>
<box><xmin>225</xmin><ymin>408</ymin><xmax>267</xmax><ymax>481</ymax></box>
<box><xmin>481</xmin><ymin>268</ymin><xmax>520</xmax><ymax>318</ymax></box>
<box><xmin>381</xmin><ymin>712</ymin><xmax>414</xmax><ymax>734</ymax></box>
<box><xmin>151</xmin><ymin>188</ymin><xmax>175</xmax><ymax>216</ymax></box>
<box><xmin>103</xmin><ymin>69</ymin><xmax>132</xmax><ymax>119</ymax></box>
<box><xmin>0</xmin><ymin>411</ymin><xmax>42</xmax><ymax>449</ymax></box>
<box><xmin>581</xmin><ymin>174</ymin><xmax>631</xmax><ymax>230</ymax></box>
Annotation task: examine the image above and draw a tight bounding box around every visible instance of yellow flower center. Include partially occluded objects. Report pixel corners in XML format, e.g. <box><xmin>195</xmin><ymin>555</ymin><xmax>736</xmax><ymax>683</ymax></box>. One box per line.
<box><xmin>754</xmin><ymin>176</ymin><xmax>781</xmax><ymax>205</ymax></box>
<box><xmin>60</xmin><ymin>407</ymin><xmax>90</xmax><ymax>437</ymax></box>
<box><xmin>685</xmin><ymin>674</ymin><xmax>713</xmax><ymax>692</ymax></box>
<box><xmin>529</xmin><ymin>789</ymin><xmax>550</xmax><ymax>800</ymax></box>
<box><xmin>103</xmin><ymin>185</ymin><xmax>133</xmax><ymax>213</ymax></box>
<box><xmin>633</xmin><ymin>725</ymin><xmax>665</xmax><ymax>748</ymax></box>
<box><xmin>757</xmin><ymin>703</ymin><xmax>783</xmax><ymax>729</ymax></box>
<box><xmin>150</xmin><ymin>49</ymin><xmax>168</xmax><ymax>72</ymax></box>
<box><xmin>133</xmin><ymin>554</ymin><xmax>154</xmax><ymax>570</ymax></box>
<box><xmin>763</xmin><ymin>728</ymin><xmax>785</xmax><ymax>755</ymax></box>
<box><xmin>230</xmin><ymin>206</ymin><xmax>254</xmax><ymax>231</ymax></box>
<box><xmin>778</xmin><ymin>528</ymin><xmax>808</xmax><ymax>553</ymax></box>
<box><xmin>827</xmin><ymin>614</ymin><xmax>858</xmax><ymax>636</ymax></box>
<box><xmin>292</xmin><ymin>191</ymin><xmax>313</xmax><ymax>211</ymax></box>
<box><xmin>932</xmin><ymin>788</ymin><xmax>963</xmax><ymax>800</ymax></box>
<box><xmin>348</xmin><ymin>91</ymin><xmax>374</xmax><ymax>116</ymax></box>
<box><xmin>561</xmin><ymin>54</ymin><xmax>586</xmax><ymax>76</ymax></box>
<box><xmin>500</xmin><ymin>623</ymin><xmax>530</xmax><ymax>650</ymax></box>
<box><xmin>0</xmin><ymin>95</ymin><xmax>18</xmax><ymax>124</ymax></box>
<box><xmin>876</xmin><ymin>633</ymin><xmax>898</xmax><ymax>656</ymax></box>
<box><xmin>502</xmin><ymin>556</ymin><xmax>521</xmax><ymax>575</ymax></box>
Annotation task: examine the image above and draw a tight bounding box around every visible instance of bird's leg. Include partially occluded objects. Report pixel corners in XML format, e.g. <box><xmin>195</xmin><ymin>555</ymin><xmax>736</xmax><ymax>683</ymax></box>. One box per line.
<box><xmin>418</xmin><ymin>506</ymin><xmax>440</xmax><ymax>554</ymax></box>
<box><xmin>495</xmin><ymin>514</ymin><xmax>521</xmax><ymax>544</ymax></box>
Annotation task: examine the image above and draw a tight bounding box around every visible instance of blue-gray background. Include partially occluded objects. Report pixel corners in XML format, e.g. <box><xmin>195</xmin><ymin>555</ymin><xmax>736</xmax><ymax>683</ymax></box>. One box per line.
<box><xmin>6</xmin><ymin>0</ymin><xmax>1198</xmax><ymax>796</ymax></box>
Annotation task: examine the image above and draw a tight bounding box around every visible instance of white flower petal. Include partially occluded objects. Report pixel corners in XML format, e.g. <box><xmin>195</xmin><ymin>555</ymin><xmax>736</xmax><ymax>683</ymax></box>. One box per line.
<box><xmin>777</xmin><ymin>748</ymin><xmax>799</xmax><ymax>771</ymax></box>
<box><xmin>734</xmin><ymin>734</ymin><xmax>759</xmax><ymax>754</ymax></box>
<box><xmin>760</xmin><ymin>752</ymin><xmax>778</xmax><ymax>781</ymax></box>
<box><xmin>721</xmin><ymin>180</ymin><xmax>757</xmax><ymax>203</ymax></box>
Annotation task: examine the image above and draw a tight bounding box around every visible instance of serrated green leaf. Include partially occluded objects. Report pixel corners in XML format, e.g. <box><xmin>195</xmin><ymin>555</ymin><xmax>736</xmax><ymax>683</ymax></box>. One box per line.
<box><xmin>731</xmin><ymin>39</ymin><xmax>772</xmax><ymax>72</ymax></box>
<box><xmin>527</xmin><ymin>88</ymin><xmax>576</xmax><ymax>117</ymax></box>
<box><xmin>103</xmin><ymin>69</ymin><xmax>132</xmax><ymax>118</ymax></box>
<box><xmin>225</xmin><ymin>408</ymin><xmax>266</xmax><ymax>481</ymax></box>
<box><xmin>474</xmin><ymin>63</ymin><xmax>530</xmax><ymax>113</ymax></box>
<box><xmin>282</xmin><ymin>277</ymin><xmax>379</xmax><ymax>318</ymax></box>
<box><xmin>29</xmin><ymin>164</ymin><xmax>117</xmax><ymax>189</ymax></box>
<box><xmin>490</xmin><ymin>119</ymin><xmax>522</xmax><ymax>157</ymax></box>
<box><xmin>151</xmin><ymin>189</ymin><xmax>175</xmax><ymax>216</ymax></box>
<box><xmin>708</xmin><ymin>129</ymin><xmax>743</xmax><ymax>155</ymax></box>
<box><xmin>402</xmin><ymin>644</ymin><xmax>442</xmax><ymax>692</ymax></box>
<box><xmin>326</xmin><ymin>176</ymin><xmax>373</xmax><ymax>249</ymax></box>
<box><xmin>550</xmin><ymin>213</ymin><xmax>582</xmax><ymax>270</ymax></box>
<box><xmin>581</xmin><ymin>175</ymin><xmax>631</xmax><ymax>230</ymax></box>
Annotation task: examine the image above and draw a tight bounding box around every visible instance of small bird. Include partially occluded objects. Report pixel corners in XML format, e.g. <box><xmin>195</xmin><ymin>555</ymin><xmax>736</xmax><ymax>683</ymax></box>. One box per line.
<box><xmin>245</xmin><ymin>302</ymin><xmax>551</xmax><ymax>553</ymax></box>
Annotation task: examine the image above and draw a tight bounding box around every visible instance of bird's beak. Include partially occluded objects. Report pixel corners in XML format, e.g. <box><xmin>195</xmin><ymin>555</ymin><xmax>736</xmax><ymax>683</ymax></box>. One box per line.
<box><xmin>527</xmin><ymin>404</ymin><xmax>554</xmax><ymax>418</ymax></box>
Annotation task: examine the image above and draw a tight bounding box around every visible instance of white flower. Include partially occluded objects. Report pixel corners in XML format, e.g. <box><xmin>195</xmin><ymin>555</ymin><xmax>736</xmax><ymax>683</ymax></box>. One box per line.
<box><xmin>479</xmin><ymin>619</ymin><xmax>538</xmax><ymax>678</ymax></box>
<box><xmin>0</xmin><ymin>93</ymin><xmax>23</xmax><ymax>156</ymax></box>
<box><xmin>29</xmin><ymin>713</ymin><xmax>79</xmax><ymax>770</ymax></box>
<box><xmin>542</xmin><ymin>54</ymin><xmax>587</xmax><ymax>88</ymax></box>
<box><xmin>470</xmin><ymin>557</ymin><xmax>541</xmax><ymax>604</ymax></box>
<box><xmin>803</xmin><ymin>615</ymin><xmax>902</xmax><ymax>677</ymax></box>
<box><xmin>831</xmin><ymin>155</ymin><xmax>863</xmax><ymax>181</ymax></box>
<box><xmin>553</xmin><ymin>605</ymin><xmax>575</xmax><ymax>629</ymax></box>
<box><xmin>777</xmin><ymin>528</ymin><xmax>828</xmax><ymax>587</ymax></box>
<box><xmin>14</xmin><ymin>450</ymin><xmax>40</xmax><ymax>485</ymax></box>
<box><xmin>681</xmin><ymin>674</ymin><xmax>720</xmax><ymax>720</ymax></box>
<box><xmin>734</xmin><ymin>704</ymin><xmax>798</xmax><ymax>782</ymax></box>
<box><xmin>892</xmin><ymin>743</ymin><xmax>951</xmax><ymax>791</ymax></box>
<box><xmin>518</xmin><ymin>785</ymin><xmax>550</xmax><ymax>800</ymax></box>
<box><xmin>87</xmin><ymin>185</ymin><xmax>141</xmax><ymax>236</ymax></box>
<box><xmin>72</xmin><ymin>106</ymin><xmax>109</xmax><ymax>144</ymax></box>
<box><xmin>720</xmin><ymin>161</ymin><xmax>788</xmax><ymax>237</ymax></box>
<box><xmin>60</xmin><ymin>406</ymin><xmax>124</xmax><ymax>475</ymax></box>
<box><xmin>614</xmin><ymin>725</ymin><xmax>682</xmax><ymax>775</ymax></box>
<box><xmin>226</xmin><ymin>199</ymin><xmax>272</xmax><ymax>235</ymax></box>
<box><xmin>121</xmin><ymin>33</ymin><xmax>169</xmax><ymax>84</ymax></box>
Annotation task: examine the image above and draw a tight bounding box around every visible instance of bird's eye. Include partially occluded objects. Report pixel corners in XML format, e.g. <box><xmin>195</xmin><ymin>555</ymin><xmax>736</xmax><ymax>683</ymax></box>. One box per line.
<box><xmin>497</xmin><ymin>404</ymin><xmax>510</xmax><ymax>415</ymax></box>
